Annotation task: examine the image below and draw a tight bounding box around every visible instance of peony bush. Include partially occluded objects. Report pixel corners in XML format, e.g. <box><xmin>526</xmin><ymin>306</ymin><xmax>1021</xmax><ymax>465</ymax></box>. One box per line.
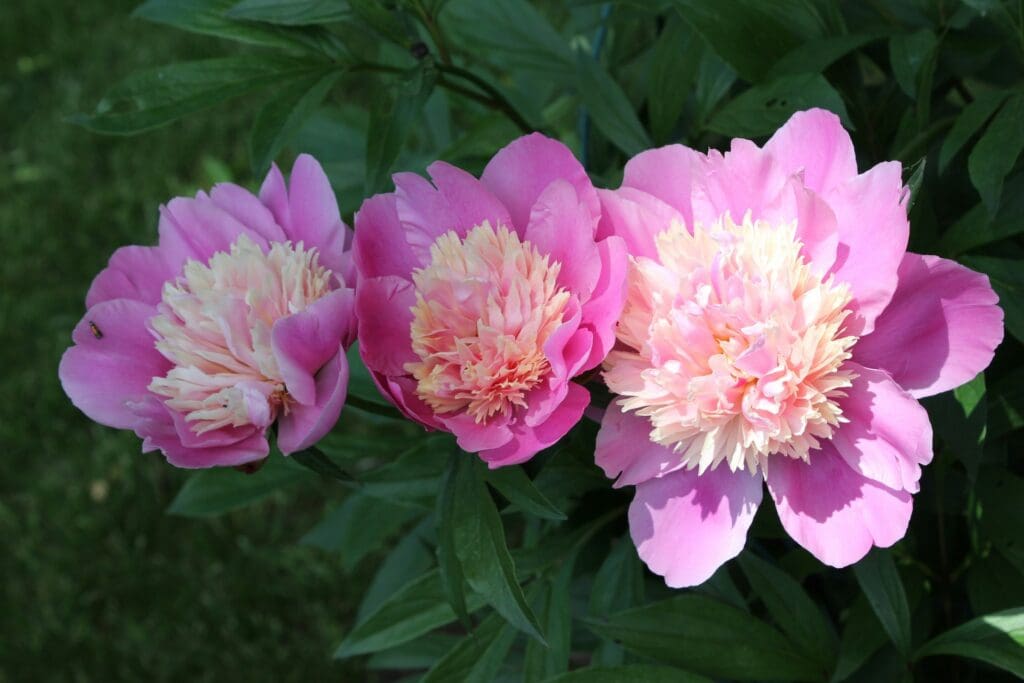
<box><xmin>61</xmin><ymin>1</ymin><xmax>1024</xmax><ymax>680</ymax></box>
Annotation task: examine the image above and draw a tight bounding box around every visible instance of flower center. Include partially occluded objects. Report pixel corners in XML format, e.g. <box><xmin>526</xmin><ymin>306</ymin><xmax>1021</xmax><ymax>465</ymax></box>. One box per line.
<box><xmin>406</xmin><ymin>222</ymin><xmax>570</xmax><ymax>424</ymax></box>
<box><xmin>148</xmin><ymin>235</ymin><xmax>332</xmax><ymax>434</ymax></box>
<box><xmin>603</xmin><ymin>213</ymin><xmax>857</xmax><ymax>474</ymax></box>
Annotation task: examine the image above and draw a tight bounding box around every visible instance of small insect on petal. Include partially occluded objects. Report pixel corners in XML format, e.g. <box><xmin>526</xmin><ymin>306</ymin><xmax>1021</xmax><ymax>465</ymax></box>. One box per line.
<box><xmin>89</xmin><ymin>321</ymin><xmax>103</xmax><ymax>339</ymax></box>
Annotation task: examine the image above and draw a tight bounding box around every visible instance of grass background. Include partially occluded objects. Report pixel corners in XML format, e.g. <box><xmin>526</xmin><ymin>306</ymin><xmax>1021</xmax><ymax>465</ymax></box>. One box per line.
<box><xmin>0</xmin><ymin>2</ymin><xmax>366</xmax><ymax>679</ymax></box>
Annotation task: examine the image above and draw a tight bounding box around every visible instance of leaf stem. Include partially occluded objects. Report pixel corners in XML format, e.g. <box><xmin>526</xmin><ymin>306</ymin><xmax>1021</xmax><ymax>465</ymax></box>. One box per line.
<box><xmin>436</xmin><ymin>63</ymin><xmax>535</xmax><ymax>134</ymax></box>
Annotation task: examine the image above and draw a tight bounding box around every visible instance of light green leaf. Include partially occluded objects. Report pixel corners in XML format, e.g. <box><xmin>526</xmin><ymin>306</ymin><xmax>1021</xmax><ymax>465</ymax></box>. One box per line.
<box><xmin>852</xmin><ymin>549</ymin><xmax>912</xmax><ymax>659</ymax></box>
<box><xmin>706</xmin><ymin>73</ymin><xmax>850</xmax><ymax>138</ymax></box>
<box><xmin>72</xmin><ymin>56</ymin><xmax>319</xmax><ymax>135</ymax></box>
<box><xmin>227</xmin><ymin>0</ymin><xmax>347</xmax><ymax>25</ymax></box>
<box><xmin>739</xmin><ymin>552</ymin><xmax>838</xmax><ymax>669</ymax></box>
<box><xmin>585</xmin><ymin>594</ymin><xmax>824</xmax><ymax>681</ymax></box>
<box><xmin>249</xmin><ymin>69</ymin><xmax>339</xmax><ymax>175</ymax></box>
<box><xmin>575</xmin><ymin>49</ymin><xmax>652</xmax><ymax>157</ymax></box>
<box><xmin>485</xmin><ymin>465</ymin><xmax>565</xmax><ymax>521</ymax></box>
<box><xmin>452</xmin><ymin>458</ymin><xmax>545</xmax><ymax>643</ymax></box>
<box><xmin>968</xmin><ymin>93</ymin><xmax>1024</xmax><ymax>215</ymax></box>
<box><xmin>915</xmin><ymin>608</ymin><xmax>1024</xmax><ymax>677</ymax></box>
<box><xmin>167</xmin><ymin>453</ymin><xmax>311</xmax><ymax>517</ymax></box>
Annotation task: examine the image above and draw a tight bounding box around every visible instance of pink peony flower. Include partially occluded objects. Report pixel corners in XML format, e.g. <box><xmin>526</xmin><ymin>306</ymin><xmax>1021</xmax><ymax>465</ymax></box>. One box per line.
<box><xmin>595</xmin><ymin>109</ymin><xmax>1004</xmax><ymax>586</ymax></box>
<box><xmin>59</xmin><ymin>155</ymin><xmax>356</xmax><ymax>468</ymax></box>
<box><xmin>353</xmin><ymin>134</ymin><xmax>627</xmax><ymax>466</ymax></box>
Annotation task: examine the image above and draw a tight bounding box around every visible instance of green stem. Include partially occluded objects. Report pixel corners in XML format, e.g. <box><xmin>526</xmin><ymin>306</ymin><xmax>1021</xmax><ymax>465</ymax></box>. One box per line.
<box><xmin>346</xmin><ymin>394</ymin><xmax>406</xmax><ymax>420</ymax></box>
<box><xmin>437</xmin><ymin>63</ymin><xmax>536</xmax><ymax>134</ymax></box>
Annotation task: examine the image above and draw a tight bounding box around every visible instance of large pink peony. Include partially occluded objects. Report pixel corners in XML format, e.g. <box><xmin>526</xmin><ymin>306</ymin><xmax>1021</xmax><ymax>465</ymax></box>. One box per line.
<box><xmin>59</xmin><ymin>155</ymin><xmax>356</xmax><ymax>468</ymax></box>
<box><xmin>595</xmin><ymin>109</ymin><xmax>1004</xmax><ymax>587</ymax></box>
<box><xmin>353</xmin><ymin>134</ymin><xmax>627</xmax><ymax>466</ymax></box>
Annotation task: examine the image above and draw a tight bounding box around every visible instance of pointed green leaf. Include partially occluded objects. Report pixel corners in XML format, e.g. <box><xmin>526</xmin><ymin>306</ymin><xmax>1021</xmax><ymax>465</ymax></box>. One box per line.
<box><xmin>422</xmin><ymin>611</ymin><xmax>518</xmax><ymax>683</ymax></box>
<box><xmin>365</xmin><ymin>61</ymin><xmax>437</xmax><ymax>194</ymax></box>
<box><xmin>939</xmin><ymin>90</ymin><xmax>1011</xmax><ymax>173</ymax></box>
<box><xmin>485</xmin><ymin>465</ymin><xmax>566</xmax><ymax>521</ymax></box>
<box><xmin>968</xmin><ymin>93</ymin><xmax>1024</xmax><ymax>215</ymax></box>
<box><xmin>227</xmin><ymin>0</ymin><xmax>347</xmax><ymax>25</ymax></box>
<box><xmin>249</xmin><ymin>69</ymin><xmax>339</xmax><ymax>175</ymax></box>
<box><xmin>852</xmin><ymin>549</ymin><xmax>912</xmax><ymax>659</ymax></box>
<box><xmin>889</xmin><ymin>29</ymin><xmax>937</xmax><ymax>99</ymax></box>
<box><xmin>575</xmin><ymin>49</ymin><xmax>652</xmax><ymax>157</ymax></box>
<box><xmin>542</xmin><ymin>665</ymin><xmax>711</xmax><ymax>683</ymax></box>
<box><xmin>437</xmin><ymin>452</ymin><xmax>471</xmax><ymax>630</ymax></box>
<box><xmin>706</xmin><ymin>74</ymin><xmax>850</xmax><ymax>138</ymax></box>
<box><xmin>300</xmin><ymin>492</ymin><xmax>418</xmax><ymax>572</ymax></box>
<box><xmin>167</xmin><ymin>453</ymin><xmax>311</xmax><ymax>517</ymax></box>
<box><xmin>915</xmin><ymin>608</ymin><xmax>1024</xmax><ymax>677</ymax></box>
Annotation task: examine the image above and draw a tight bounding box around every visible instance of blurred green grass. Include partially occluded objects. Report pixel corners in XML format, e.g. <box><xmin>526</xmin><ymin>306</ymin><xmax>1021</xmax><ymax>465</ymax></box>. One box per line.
<box><xmin>0</xmin><ymin>2</ymin><xmax>365</xmax><ymax>679</ymax></box>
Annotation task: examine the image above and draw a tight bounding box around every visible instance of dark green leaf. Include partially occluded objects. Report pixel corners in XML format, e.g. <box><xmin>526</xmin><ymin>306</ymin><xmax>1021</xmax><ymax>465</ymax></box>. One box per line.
<box><xmin>768</xmin><ymin>33</ymin><xmax>884</xmax><ymax>79</ymax></box>
<box><xmin>990</xmin><ymin>365</ymin><xmax>1024</xmax><ymax>438</ymax></box>
<box><xmin>937</xmin><ymin>173</ymin><xmax>1024</xmax><ymax>256</ymax></box>
<box><xmin>437</xmin><ymin>452</ymin><xmax>471</xmax><ymax>630</ymax></box>
<box><xmin>693</xmin><ymin>48</ymin><xmax>737</xmax><ymax>125</ymax></box>
<box><xmin>356</xmin><ymin>520</ymin><xmax>435</xmax><ymax>623</ymax></box>
<box><xmin>739</xmin><ymin>552</ymin><xmax>838</xmax><ymax>669</ymax></box>
<box><xmin>852</xmin><ymin>549</ymin><xmax>912</xmax><ymax>659</ymax></box>
<box><xmin>706</xmin><ymin>74</ymin><xmax>850</xmax><ymax>138</ymax></box>
<box><xmin>228</xmin><ymin>0</ymin><xmax>347</xmax><ymax>25</ymax></box>
<box><xmin>523</xmin><ymin>552</ymin><xmax>575</xmax><ymax>680</ymax></box>
<box><xmin>290</xmin><ymin>447</ymin><xmax>357</xmax><ymax>483</ymax></box>
<box><xmin>575</xmin><ymin>49</ymin><xmax>652</xmax><ymax>157</ymax></box>
<box><xmin>939</xmin><ymin>90</ymin><xmax>1011</xmax><ymax>173</ymax></box>
<box><xmin>831</xmin><ymin>595</ymin><xmax>890</xmax><ymax>682</ymax></box>
<box><xmin>364</xmin><ymin>62</ymin><xmax>437</xmax><ymax>195</ymax></box>
<box><xmin>904</xmin><ymin>157</ymin><xmax>926</xmax><ymax>214</ymax></box>
<box><xmin>365</xmin><ymin>633</ymin><xmax>462</xmax><ymax>671</ymax></box>
<box><xmin>648</xmin><ymin>17</ymin><xmax>701</xmax><ymax>143</ymax></box>
<box><xmin>360</xmin><ymin>437</ymin><xmax>451</xmax><ymax>508</ymax></box>
<box><xmin>968</xmin><ymin>93</ymin><xmax>1024</xmax><ymax>215</ymax></box>
<box><xmin>968</xmin><ymin>550</ymin><xmax>1024</xmax><ymax>616</ymax></box>
<box><xmin>167</xmin><ymin>453</ymin><xmax>310</xmax><ymax>517</ymax></box>
<box><xmin>542</xmin><ymin>665</ymin><xmax>711</xmax><ymax>683</ymax></box>
<box><xmin>72</xmin><ymin>56</ymin><xmax>318</xmax><ymax>135</ymax></box>
<box><xmin>452</xmin><ymin>458</ymin><xmax>545</xmax><ymax>643</ymax></box>
<box><xmin>585</xmin><ymin>594</ymin><xmax>823</xmax><ymax>681</ymax></box>
<box><xmin>889</xmin><ymin>29</ymin><xmax>937</xmax><ymax>99</ymax></box>
<box><xmin>914</xmin><ymin>608</ymin><xmax>1024</xmax><ymax>677</ymax></box>
<box><xmin>670</xmin><ymin>0</ymin><xmax>811</xmax><ymax>83</ymax></box>
<box><xmin>344</xmin><ymin>343</ymin><xmax>389</xmax><ymax>406</ymax></box>
<box><xmin>336</xmin><ymin>568</ymin><xmax>487</xmax><ymax>657</ymax></box>
<box><xmin>422</xmin><ymin>611</ymin><xmax>518</xmax><ymax>683</ymax></box>
<box><xmin>249</xmin><ymin>69</ymin><xmax>339</xmax><ymax>175</ymax></box>
<box><xmin>962</xmin><ymin>256</ymin><xmax>1024</xmax><ymax>343</ymax></box>
<box><xmin>485</xmin><ymin>465</ymin><xmax>565</xmax><ymax>521</ymax></box>
<box><xmin>347</xmin><ymin>0</ymin><xmax>416</xmax><ymax>46</ymax></box>
<box><xmin>301</xmin><ymin>492</ymin><xmax>419</xmax><ymax>571</ymax></box>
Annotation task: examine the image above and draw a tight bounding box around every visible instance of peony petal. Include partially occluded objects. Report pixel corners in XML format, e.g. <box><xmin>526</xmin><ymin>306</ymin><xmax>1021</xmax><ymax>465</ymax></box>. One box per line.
<box><xmin>355</xmin><ymin>275</ymin><xmax>418</xmax><ymax>376</ymax></box>
<box><xmin>210</xmin><ymin>182</ymin><xmax>288</xmax><ymax>244</ymax></box>
<box><xmin>442</xmin><ymin>411</ymin><xmax>514</xmax><ymax>453</ymax></box>
<box><xmin>595</xmin><ymin>406</ymin><xmax>687</xmax><ymax>486</ymax></box>
<box><xmin>134</xmin><ymin>397</ymin><xmax>270</xmax><ymax>468</ymax></box>
<box><xmin>628</xmin><ymin>465</ymin><xmax>763</xmax><ymax>588</ymax></box>
<box><xmin>826</xmin><ymin>161</ymin><xmax>908</xmax><ymax>336</ymax></box>
<box><xmin>830</xmin><ymin>363</ymin><xmax>933</xmax><ymax>494</ymax></box>
<box><xmin>620</xmin><ymin>144</ymin><xmax>702</xmax><ymax>228</ymax></box>
<box><xmin>157</xmin><ymin>194</ymin><xmax>270</xmax><ymax>267</ymax></box>
<box><xmin>277</xmin><ymin>347</ymin><xmax>349</xmax><ymax>453</ymax></box>
<box><xmin>525</xmin><ymin>179</ymin><xmax>601</xmax><ymax>298</ymax></box>
<box><xmin>691</xmin><ymin>139</ymin><xmax>788</xmax><ymax>227</ymax></box>
<box><xmin>767</xmin><ymin>445</ymin><xmax>913</xmax><ymax>567</ymax></box>
<box><xmin>285</xmin><ymin>154</ymin><xmax>348</xmax><ymax>274</ymax></box>
<box><xmin>596</xmin><ymin>187</ymin><xmax>682</xmax><ymax>259</ymax></box>
<box><xmin>353</xmin><ymin>193</ymin><xmax>421</xmax><ymax>280</ymax></box>
<box><xmin>59</xmin><ymin>299</ymin><xmax>169</xmax><ymax>430</ymax></box>
<box><xmin>85</xmin><ymin>245</ymin><xmax>176</xmax><ymax>308</ymax></box>
<box><xmin>479</xmin><ymin>382</ymin><xmax>590</xmax><ymax>467</ymax></box>
<box><xmin>580</xmin><ymin>235</ymin><xmax>628</xmax><ymax>371</ymax></box>
<box><xmin>258</xmin><ymin>162</ymin><xmax>292</xmax><ymax>232</ymax></box>
<box><xmin>854</xmin><ymin>253</ymin><xmax>1003</xmax><ymax>398</ymax></box>
<box><xmin>763</xmin><ymin>180</ymin><xmax>839</xmax><ymax>275</ymax></box>
<box><xmin>763</xmin><ymin>108</ymin><xmax>858</xmax><ymax>195</ymax></box>
<box><xmin>272</xmin><ymin>288</ymin><xmax>355</xmax><ymax>406</ymax></box>
<box><xmin>481</xmin><ymin>133</ymin><xmax>599</xmax><ymax>233</ymax></box>
<box><xmin>427</xmin><ymin>161</ymin><xmax>513</xmax><ymax>231</ymax></box>
<box><xmin>372</xmin><ymin>371</ymin><xmax>444</xmax><ymax>430</ymax></box>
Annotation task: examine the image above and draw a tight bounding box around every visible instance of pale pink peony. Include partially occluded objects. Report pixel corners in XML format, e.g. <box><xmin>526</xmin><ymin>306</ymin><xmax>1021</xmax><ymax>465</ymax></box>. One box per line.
<box><xmin>353</xmin><ymin>134</ymin><xmax>627</xmax><ymax>466</ymax></box>
<box><xmin>59</xmin><ymin>155</ymin><xmax>356</xmax><ymax>468</ymax></box>
<box><xmin>596</xmin><ymin>109</ymin><xmax>1004</xmax><ymax>586</ymax></box>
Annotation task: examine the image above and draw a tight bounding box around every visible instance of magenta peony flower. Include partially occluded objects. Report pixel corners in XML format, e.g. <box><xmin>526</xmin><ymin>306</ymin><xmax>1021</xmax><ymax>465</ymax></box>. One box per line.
<box><xmin>595</xmin><ymin>109</ymin><xmax>1004</xmax><ymax>586</ymax></box>
<box><xmin>353</xmin><ymin>134</ymin><xmax>627</xmax><ymax>466</ymax></box>
<box><xmin>59</xmin><ymin>155</ymin><xmax>356</xmax><ymax>468</ymax></box>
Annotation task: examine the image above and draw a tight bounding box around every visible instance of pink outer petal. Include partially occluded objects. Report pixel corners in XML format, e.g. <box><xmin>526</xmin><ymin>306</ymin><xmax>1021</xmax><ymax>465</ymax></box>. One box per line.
<box><xmin>620</xmin><ymin>144</ymin><xmax>702</xmax><ymax>228</ymax></box>
<box><xmin>580</xmin><ymin>235</ymin><xmax>628</xmax><ymax>371</ymax></box>
<box><xmin>372</xmin><ymin>371</ymin><xmax>444</xmax><ymax>430</ymax></box>
<box><xmin>628</xmin><ymin>465</ymin><xmax>763</xmax><ymax>588</ymax></box>
<box><xmin>132</xmin><ymin>396</ymin><xmax>270</xmax><ymax>468</ymax></box>
<box><xmin>272</xmin><ymin>288</ymin><xmax>355</xmax><ymax>406</ymax></box>
<box><xmin>353</xmin><ymin>193</ymin><xmax>421</xmax><ymax>280</ymax></box>
<box><xmin>826</xmin><ymin>161</ymin><xmax>909</xmax><ymax>336</ymax></box>
<box><xmin>394</xmin><ymin>162</ymin><xmax>513</xmax><ymax>261</ymax></box>
<box><xmin>831</xmin><ymin>363</ymin><xmax>933</xmax><ymax>494</ymax></box>
<box><xmin>85</xmin><ymin>245</ymin><xmax>176</xmax><ymax>308</ymax></box>
<box><xmin>481</xmin><ymin>133</ymin><xmax>599</xmax><ymax>234</ymax></box>
<box><xmin>524</xmin><ymin>180</ymin><xmax>601</xmax><ymax>299</ymax></box>
<box><xmin>542</xmin><ymin>298</ymin><xmax>587</xmax><ymax>382</ymax></box>
<box><xmin>59</xmin><ymin>299</ymin><xmax>170</xmax><ymax>431</ymax></box>
<box><xmin>596</xmin><ymin>187</ymin><xmax>683</xmax><ymax>260</ymax></box>
<box><xmin>209</xmin><ymin>182</ymin><xmax>287</xmax><ymax>245</ymax></box>
<box><xmin>355</xmin><ymin>275</ymin><xmax>418</xmax><ymax>376</ymax></box>
<box><xmin>766</xmin><ymin>445</ymin><xmax>913</xmax><ymax>568</ymax></box>
<box><xmin>284</xmin><ymin>154</ymin><xmax>349</xmax><ymax>274</ymax></box>
<box><xmin>595</xmin><ymin>406</ymin><xmax>686</xmax><ymax>487</ymax></box>
<box><xmin>763</xmin><ymin>108</ymin><xmax>858</xmax><ymax>195</ymax></box>
<box><xmin>277</xmin><ymin>347</ymin><xmax>349</xmax><ymax>454</ymax></box>
<box><xmin>157</xmin><ymin>194</ymin><xmax>271</xmax><ymax>268</ymax></box>
<box><xmin>854</xmin><ymin>253</ymin><xmax>1003</xmax><ymax>398</ymax></box>
<box><xmin>764</xmin><ymin>180</ymin><xmax>839</xmax><ymax>275</ymax></box>
<box><xmin>479</xmin><ymin>382</ymin><xmax>590</xmax><ymax>467</ymax></box>
<box><xmin>442</xmin><ymin>412</ymin><xmax>514</xmax><ymax>453</ymax></box>
<box><xmin>692</xmin><ymin>139</ymin><xmax>789</xmax><ymax>227</ymax></box>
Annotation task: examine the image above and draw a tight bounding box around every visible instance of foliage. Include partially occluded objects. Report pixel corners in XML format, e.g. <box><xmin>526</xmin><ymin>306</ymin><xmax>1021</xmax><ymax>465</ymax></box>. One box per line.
<box><xmin>39</xmin><ymin>0</ymin><xmax>1024</xmax><ymax>679</ymax></box>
